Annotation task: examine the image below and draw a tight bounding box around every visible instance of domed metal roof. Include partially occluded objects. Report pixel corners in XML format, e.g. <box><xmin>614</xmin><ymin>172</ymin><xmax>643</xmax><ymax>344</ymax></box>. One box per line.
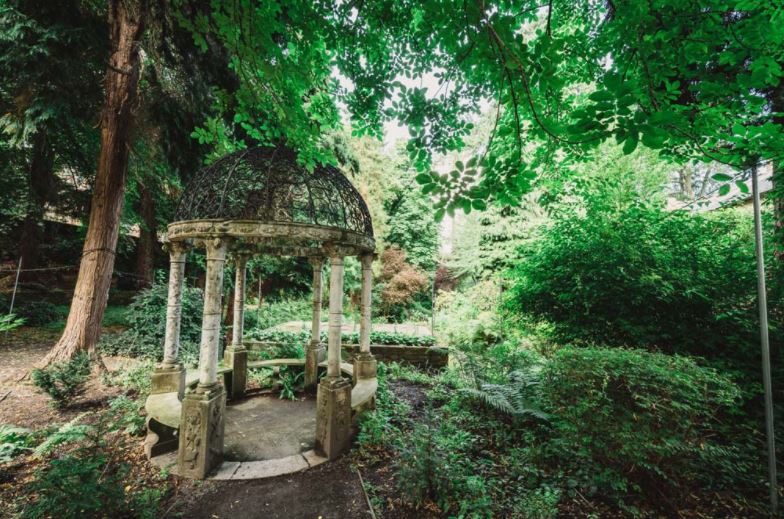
<box><xmin>174</xmin><ymin>146</ymin><xmax>373</xmax><ymax>239</ymax></box>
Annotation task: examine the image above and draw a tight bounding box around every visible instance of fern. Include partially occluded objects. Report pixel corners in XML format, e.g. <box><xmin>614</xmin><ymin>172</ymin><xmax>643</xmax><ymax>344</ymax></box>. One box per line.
<box><xmin>460</xmin><ymin>370</ymin><xmax>549</xmax><ymax>421</ymax></box>
<box><xmin>34</xmin><ymin>413</ymin><xmax>92</xmax><ymax>457</ymax></box>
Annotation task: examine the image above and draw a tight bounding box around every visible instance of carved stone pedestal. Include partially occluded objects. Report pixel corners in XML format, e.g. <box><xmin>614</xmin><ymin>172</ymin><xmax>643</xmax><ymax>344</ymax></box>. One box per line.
<box><xmin>315</xmin><ymin>376</ymin><xmax>352</xmax><ymax>459</ymax></box>
<box><xmin>353</xmin><ymin>352</ymin><xmax>377</xmax><ymax>380</ymax></box>
<box><xmin>305</xmin><ymin>341</ymin><xmax>326</xmax><ymax>388</ymax></box>
<box><xmin>151</xmin><ymin>363</ymin><xmax>186</xmax><ymax>400</ymax></box>
<box><xmin>177</xmin><ymin>384</ymin><xmax>226</xmax><ymax>479</ymax></box>
<box><xmin>223</xmin><ymin>347</ymin><xmax>247</xmax><ymax>399</ymax></box>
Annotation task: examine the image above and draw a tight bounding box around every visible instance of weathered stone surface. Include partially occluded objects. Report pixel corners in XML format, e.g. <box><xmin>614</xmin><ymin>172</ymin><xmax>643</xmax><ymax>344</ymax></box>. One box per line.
<box><xmin>151</xmin><ymin>363</ymin><xmax>186</xmax><ymax>399</ymax></box>
<box><xmin>304</xmin><ymin>343</ymin><xmax>325</xmax><ymax>388</ymax></box>
<box><xmin>144</xmin><ymin>416</ymin><xmax>178</xmax><ymax>459</ymax></box>
<box><xmin>353</xmin><ymin>352</ymin><xmax>377</xmax><ymax>380</ymax></box>
<box><xmin>223</xmin><ymin>347</ymin><xmax>247</xmax><ymax>400</ymax></box>
<box><xmin>177</xmin><ymin>384</ymin><xmax>226</xmax><ymax>479</ymax></box>
<box><xmin>230</xmin><ymin>454</ymin><xmax>309</xmax><ymax>480</ymax></box>
<box><xmin>315</xmin><ymin>376</ymin><xmax>352</xmax><ymax>460</ymax></box>
<box><xmin>343</xmin><ymin>344</ymin><xmax>448</xmax><ymax>368</ymax></box>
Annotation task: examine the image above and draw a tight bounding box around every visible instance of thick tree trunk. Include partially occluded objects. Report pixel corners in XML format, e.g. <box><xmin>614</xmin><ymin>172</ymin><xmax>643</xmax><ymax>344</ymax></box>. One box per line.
<box><xmin>135</xmin><ymin>181</ymin><xmax>156</xmax><ymax>288</ymax></box>
<box><xmin>40</xmin><ymin>0</ymin><xmax>147</xmax><ymax>367</ymax></box>
<box><xmin>20</xmin><ymin>131</ymin><xmax>55</xmax><ymax>273</ymax></box>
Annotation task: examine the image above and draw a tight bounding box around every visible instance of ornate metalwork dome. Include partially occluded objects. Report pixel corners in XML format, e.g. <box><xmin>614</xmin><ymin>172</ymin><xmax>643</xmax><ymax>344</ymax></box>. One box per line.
<box><xmin>174</xmin><ymin>146</ymin><xmax>373</xmax><ymax>238</ymax></box>
<box><xmin>167</xmin><ymin>146</ymin><xmax>375</xmax><ymax>256</ymax></box>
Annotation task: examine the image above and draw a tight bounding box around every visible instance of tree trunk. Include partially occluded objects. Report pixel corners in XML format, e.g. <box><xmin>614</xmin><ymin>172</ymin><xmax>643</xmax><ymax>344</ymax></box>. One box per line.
<box><xmin>135</xmin><ymin>181</ymin><xmax>156</xmax><ymax>288</ymax></box>
<box><xmin>20</xmin><ymin>131</ymin><xmax>55</xmax><ymax>273</ymax></box>
<box><xmin>40</xmin><ymin>0</ymin><xmax>147</xmax><ymax>367</ymax></box>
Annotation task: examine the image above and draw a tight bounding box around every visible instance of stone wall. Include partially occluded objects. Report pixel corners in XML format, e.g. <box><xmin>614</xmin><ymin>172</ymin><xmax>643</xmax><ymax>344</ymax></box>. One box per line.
<box><xmin>342</xmin><ymin>344</ymin><xmax>448</xmax><ymax>369</ymax></box>
<box><xmin>244</xmin><ymin>341</ymin><xmax>448</xmax><ymax>369</ymax></box>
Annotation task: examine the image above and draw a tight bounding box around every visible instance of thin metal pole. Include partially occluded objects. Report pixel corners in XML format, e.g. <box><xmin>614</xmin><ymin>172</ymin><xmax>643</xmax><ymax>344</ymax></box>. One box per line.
<box><xmin>8</xmin><ymin>257</ymin><xmax>22</xmax><ymax>315</ymax></box>
<box><xmin>752</xmin><ymin>163</ymin><xmax>778</xmax><ymax>515</ymax></box>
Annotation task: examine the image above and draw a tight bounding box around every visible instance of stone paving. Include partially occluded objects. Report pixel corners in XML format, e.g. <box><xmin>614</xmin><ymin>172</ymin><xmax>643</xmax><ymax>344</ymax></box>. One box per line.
<box><xmin>223</xmin><ymin>394</ymin><xmax>317</xmax><ymax>461</ymax></box>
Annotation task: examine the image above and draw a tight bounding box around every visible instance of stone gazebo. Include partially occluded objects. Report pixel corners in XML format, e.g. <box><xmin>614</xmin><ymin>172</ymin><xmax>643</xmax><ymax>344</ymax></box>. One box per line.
<box><xmin>145</xmin><ymin>146</ymin><xmax>378</xmax><ymax>479</ymax></box>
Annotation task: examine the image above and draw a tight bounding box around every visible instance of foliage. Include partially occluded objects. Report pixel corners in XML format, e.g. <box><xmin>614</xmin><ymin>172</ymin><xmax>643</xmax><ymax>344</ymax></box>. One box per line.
<box><xmin>539</xmin><ymin>347</ymin><xmax>749</xmax><ymax>501</ymax></box>
<box><xmin>0</xmin><ymin>425</ymin><xmax>33</xmax><ymax>463</ymax></box>
<box><xmin>108</xmin><ymin>395</ymin><xmax>146</xmax><ymax>437</ymax></box>
<box><xmin>103</xmin><ymin>359</ymin><xmax>155</xmax><ymax>397</ymax></box>
<box><xmin>16</xmin><ymin>301</ymin><xmax>63</xmax><ymax>326</ymax></box>
<box><xmin>0</xmin><ymin>313</ymin><xmax>24</xmax><ymax>332</ymax></box>
<box><xmin>394</xmin><ymin>414</ymin><xmax>494</xmax><ymax>518</ymax></box>
<box><xmin>99</xmin><ymin>277</ymin><xmax>204</xmax><ymax>362</ymax></box>
<box><xmin>32</xmin><ymin>414</ymin><xmax>91</xmax><ymax>458</ymax></box>
<box><xmin>244</xmin><ymin>297</ymin><xmax>313</xmax><ymax>331</ymax></box>
<box><xmin>31</xmin><ymin>352</ymin><xmax>90</xmax><ymax>408</ymax></box>
<box><xmin>21</xmin><ymin>415</ymin><xmax>160</xmax><ymax>519</ymax></box>
<box><xmin>278</xmin><ymin>366</ymin><xmax>303</xmax><ymax>401</ymax></box>
<box><xmin>460</xmin><ymin>369</ymin><xmax>548</xmax><ymax>421</ymax></box>
<box><xmin>505</xmin><ymin>205</ymin><xmax>767</xmax><ymax>362</ymax></box>
<box><xmin>376</xmin><ymin>247</ymin><xmax>430</xmax><ymax>320</ymax></box>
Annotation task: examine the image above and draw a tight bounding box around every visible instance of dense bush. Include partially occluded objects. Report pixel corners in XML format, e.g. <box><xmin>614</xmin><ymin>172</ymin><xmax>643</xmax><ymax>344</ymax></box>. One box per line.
<box><xmin>16</xmin><ymin>301</ymin><xmax>63</xmax><ymax>326</ymax></box>
<box><xmin>31</xmin><ymin>353</ymin><xmax>91</xmax><ymax>408</ymax></box>
<box><xmin>99</xmin><ymin>278</ymin><xmax>204</xmax><ymax>361</ymax></box>
<box><xmin>506</xmin><ymin>206</ymin><xmax>770</xmax><ymax>362</ymax></box>
<box><xmin>539</xmin><ymin>346</ymin><xmax>749</xmax><ymax>501</ymax></box>
<box><xmin>243</xmin><ymin>297</ymin><xmax>313</xmax><ymax>331</ymax></box>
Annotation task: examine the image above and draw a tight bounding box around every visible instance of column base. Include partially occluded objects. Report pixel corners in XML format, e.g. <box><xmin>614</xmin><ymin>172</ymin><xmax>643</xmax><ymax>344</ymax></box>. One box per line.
<box><xmin>304</xmin><ymin>342</ymin><xmax>326</xmax><ymax>388</ymax></box>
<box><xmin>177</xmin><ymin>384</ymin><xmax>226</xmax><ymax>479</ymax></box>
<box><xmin>151</xmin><ymin>363</ymin><xmax>186</xmax><ymax>400</ymax></box>
<box><xmin>353</xmin><ymin>352</ymin><xmax>377</xmax><ymax>380</ymax></box>
<box><xmin>315</xmin><ymin>376</ymin><xmax>352</xmax><ymax>460</ymax></box>
<box><xmin>223</xmin><ymin>346</ymin><xmax>247</xmax><ymax>400</ymax></box>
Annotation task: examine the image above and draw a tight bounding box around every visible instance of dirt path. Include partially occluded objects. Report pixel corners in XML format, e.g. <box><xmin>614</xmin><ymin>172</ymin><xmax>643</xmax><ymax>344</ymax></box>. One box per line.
<box><xmin>0</xmin><ymin>328</ymin><xmax>133</xmax><ymax>429</ymax></box>
<box><xmin>171</xmin><ymin>457</ymin><xmax>371</xmax><ymax>519</ymax></box>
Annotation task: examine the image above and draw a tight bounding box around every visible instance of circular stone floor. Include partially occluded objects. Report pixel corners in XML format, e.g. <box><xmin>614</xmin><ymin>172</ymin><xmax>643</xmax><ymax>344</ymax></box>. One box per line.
<box><xmin>224</xmin><ymin>394</ymin><xmax>316</xmax><ymax>461</ymax></box>
<box><xmin>151</xmin><ymin>393</ymin><xmax>329</xmax><ymax>481</ymax></box>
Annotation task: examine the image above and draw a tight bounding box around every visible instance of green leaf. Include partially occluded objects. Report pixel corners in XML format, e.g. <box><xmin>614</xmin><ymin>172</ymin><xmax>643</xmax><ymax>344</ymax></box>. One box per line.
<box><xmin>415</xmin><ymin>173</ymin><xmax>431</xmax><ymax>185</ymax></box>
<box><xmin>712</xmin><ymin>173</ymin><xmax>733</xmax><ymax>182</ymax></box>
<box><xmin>718</xmin><ymin>184</ymin><xmax>731</xmax><ymax>196</ymax></box>
<box><xmin>471</xmin><ymin>199</ymin><xmax>487</xmax><ymax>210</ymax></box>
<box><xmin>622</xmin><ymin>134</ymin><xmax>638</xmax><ymax>155</ymax></box>
<box><xmin>735</xmin><ymin>180</ymin><xmax>749</xmax><ymax>194</ymax></box>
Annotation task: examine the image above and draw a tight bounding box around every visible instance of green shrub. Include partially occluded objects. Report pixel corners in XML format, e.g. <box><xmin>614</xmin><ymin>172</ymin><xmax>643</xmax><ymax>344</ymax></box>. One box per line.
<box><xmin>0</xmin><ymin>313</ymin><xmax>24</xmax><ymax>332</ymax></box>
<box><xmin>16</xmin><ymin>301</ymin><xmax>63</xmax><ymax>326</ymax></box>
<box><xmin>108</xmin><ymin>395</ymin><xmax>146</xmax><ymax>436</ymax></box>
<box><xmin>505</xmin><ymin>206</ymin><xmax>769</xmax><ymax>363</ymax></box>
<box><xmin>395</xmin><ymin>416</ymin><xmax>493</xmax><ymax>518</ymax></box>
<box><xmin>539</xmin><ymin>346</ymin><xmax>748</xmax><ymax>500</ymax></box>
<box><xmin>99</xmin><ymin>276</ymin><xmax>204</xmax><ymax>361</ymax></box>
<box><xmin>0</xmin><ymin>425</ymin><xmax>33</xmax><ymax>463</ymax></box>
<box><xmin>245</xmin><ymin>297</ymin><xmax>313</xmax><ymax>330</ymax></box>
<box><xmin>31</xmin><ymin>353</ymin><xmax>91</xmax><ymax>408</ymax></box>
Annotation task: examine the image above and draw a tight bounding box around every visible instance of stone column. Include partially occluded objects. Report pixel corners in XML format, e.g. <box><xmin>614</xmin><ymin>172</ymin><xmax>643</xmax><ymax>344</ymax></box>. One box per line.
<box><xmin>151</xmin><ymin>242</ymin><xmax>188</xmax><ymax>399</ymax></box>
<box><xmin>354</xmin><ymin>253</ymin><xmax>377</xmax><ymax>380</ymax></box>
<box><xmin>315</xmin><ymin>255</ymin><xmax>352</xmax><ymax>459</ymax></box>
<box><xmin>224</xmin><ymin>254</ymin><xmax>248</xmax><ymax>400</ymax></box>
<box><xmin>178</xmin><ymin>237</ymin><xmax>227</xmax><ymax>479</ymax></box>
<box><xmin>305</xmin><ymin>257</ymin><xmax>326</xmax><ymax>388</ymax></box>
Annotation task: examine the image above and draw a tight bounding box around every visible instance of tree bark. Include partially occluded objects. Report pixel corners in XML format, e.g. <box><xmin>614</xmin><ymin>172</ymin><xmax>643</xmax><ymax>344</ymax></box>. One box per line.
<box><xmin>135</xmin><ymin>180</ymin><xmax>156</xmax><ymax>288</ymax></box>
<box><xmin>40</xmin><ymin>0</ymin><xmax>147</xmax><ymax>367</ymax></box>
<box><xmin>20</xmin><ymin>131</ymin><xmax>55</xmax><ymax>273</ymax></box>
